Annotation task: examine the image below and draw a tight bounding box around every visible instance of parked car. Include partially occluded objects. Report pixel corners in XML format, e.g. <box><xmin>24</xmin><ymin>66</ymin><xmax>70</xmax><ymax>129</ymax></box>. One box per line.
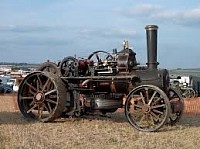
<box><xmin>0</xmin><ymin>79</ymin><xmax>13</xmax><ymax>94</ymax></box>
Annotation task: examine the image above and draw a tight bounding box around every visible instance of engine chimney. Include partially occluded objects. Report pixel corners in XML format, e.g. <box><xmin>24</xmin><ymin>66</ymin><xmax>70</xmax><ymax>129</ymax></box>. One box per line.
<box><xmin>145</xmin><ymin>25</ymin><xmax>159</xmax><ymax>69</ymax></box>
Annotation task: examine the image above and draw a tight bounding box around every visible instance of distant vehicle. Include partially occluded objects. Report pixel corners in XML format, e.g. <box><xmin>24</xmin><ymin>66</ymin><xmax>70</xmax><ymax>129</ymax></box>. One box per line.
<box><xmin>0</xmin><ymin>79</ymin><xmax>13</xmax><ymax>93</ymax></box>
<box><xmin>0</xmin><ymin>76</ymin><xmax>10</xmax><ymax>84</ymax></box>
<box><xmin>0</xmin><ymin>76</ymin><xmax>21</xmax><ymax>93</ymax></box>
<box><xmin>9</xmin><ymin>78</ymin><xmax>19</xmax><ymax>92</ymax></box>
<box><xmin>0</xmin><ymin>79</ymin><xmax>4</xmax><ymax>93</ymax></box>
<box><xmin>170</xmin><ymin>75</ymin><xmax>198</xmax><ymax>98</ymax></box>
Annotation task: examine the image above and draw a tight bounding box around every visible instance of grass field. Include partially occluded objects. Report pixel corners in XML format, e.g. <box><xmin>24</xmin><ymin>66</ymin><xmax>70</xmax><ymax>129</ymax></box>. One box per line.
<box><xmin>0</xmin><ymin>94</ymin><xmax>200</xmax><ymax>149</ymax></box>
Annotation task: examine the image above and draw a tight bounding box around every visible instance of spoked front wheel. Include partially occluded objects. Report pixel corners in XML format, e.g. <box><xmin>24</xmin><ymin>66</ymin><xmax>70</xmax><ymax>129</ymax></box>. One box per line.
<box><xmin>125</xmin><ymin>85</ymin><xmax>170</xmax><ymax>132</ymax></box>
<box><xmin>17</xmin><ymin>72</ymin><xmax>67</xmax><ymax>122</ymax></box>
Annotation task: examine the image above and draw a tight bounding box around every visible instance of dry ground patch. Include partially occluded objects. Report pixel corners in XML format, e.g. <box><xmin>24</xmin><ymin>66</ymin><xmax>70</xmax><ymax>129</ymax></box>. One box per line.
<box><xmin>0</xmin><ymin>94</ymin><xmax>200</xmax><ymax>149</ymax></box>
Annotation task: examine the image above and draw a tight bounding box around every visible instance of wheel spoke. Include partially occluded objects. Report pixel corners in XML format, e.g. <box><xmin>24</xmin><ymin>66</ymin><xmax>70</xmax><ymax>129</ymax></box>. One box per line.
<box><xmin>149</xmin><ymin>114</ymin><xmax>155</xmax><ymax>125</ymax></box>
<box><xmin>145</xmin><ymin>88</ymin><xmax>149</xmax><ymax>102</ymax></box>
<box><xmin>47</xmin><ymin>102</ymin><xmax>53</xmax><ymax>113</ymax></box>
<box><xmin>45</xmin><ymin>98</ymin><xmax>57</xmax><ymax>104</ymax></box>
<box><xmin>134</xmin><ymin>104</ymin><xmax>142</xmax><ymax>109</ymax></box>
<box><xmin>152</xmin><ymin>109</ymin><xmax>164</xmax><ymax>115</ymax></box>
<box><xmin>95</xmin><ymin>53</ymin><xmax>100</xmax><ymax>62</ymax></box>
<box><xmin>140</xmin><ymin>92</ymin><xmax>146</xmax><ymax>104</ymax></box>
<box><xmin>151</xmin><ymin>104</ymin><xmax>166</xmax><ymax>109</ymax></box>
<box><xmin>45</xmin><ymin>89</ymin><xmax>57</xmax><ymax>96</ymax></box>
<box><xmin>146</xmin><ymin>115</ymin><xmax>152</xmax><ymax>126</ymax></box>
<box><xmin>21</xmin><ymin>96</ymin><xmax>34</xmax><ymax>100</ymax></box>
<box><xmin>26</xmin><ymin>82</ymin><xmax>37</xmax><ymax>92</ymax></box>
<box><xmin>36</xmin><ymin>74</ymin><xmax>42</xmax><ymax>90</ymax></box>
<box><xmin>150</xmin><ymin>111</ymin><xmax>160</xmax><ymax>122</ymax></box>
<box><xmin>139</xmin><ymin>114</ymin><xmax>146</xmax><ymax>123</ymax></box>
<box><xmin>42</xmin><ymin>78</ymin><xmax>51</xmax><ymax>92</ymax></box>
<box><xmin>38</xmin><ymin>106</ymin><xmax>44</xmax><ymax>119</ymax></box>
<box><xmin>28</xmin><ymin>88</ymin><xmax>36</xmax><ymax>96</ymax></box>
<box><xmin>152</xmin><ymin>97</ymin><xmax>162</xmax><ymax>105</ymax></box>
<box><xmin>43</xmin><ymin>103</ymin><xmax>51</xmax><ymax>113</ymax></box>
<box><xmin>148</xmin><ymin>91</ymin><xmax>157</xmax><ymax>105</ymax></box>
<box><xmin>29</xmin><ymin>101</ymin><xmax>35</xmax><ymax>106</ymax></box>
<box><xmin>27</xmin><ymin>104</ymin><xmax>37</xmax><ymax>113</ymax></box>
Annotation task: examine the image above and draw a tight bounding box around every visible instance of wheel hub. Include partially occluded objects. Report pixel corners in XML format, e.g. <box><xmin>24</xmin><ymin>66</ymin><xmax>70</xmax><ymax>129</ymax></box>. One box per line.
<box><xmin>35</xmin><ymin>92</ymin><xmax>44</xmax><ymax>102</ymax></box>
<box><xmin>142</xmin><ymin>104</ymin><xmax>151</xmax><ymax>113</ymax></box>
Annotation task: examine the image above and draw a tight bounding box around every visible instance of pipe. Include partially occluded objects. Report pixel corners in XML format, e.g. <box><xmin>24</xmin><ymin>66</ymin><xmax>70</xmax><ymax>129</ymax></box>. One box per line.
<box><xmin>145</xmin><ymin>25</ymin><xmax>159</xmax><ymax>69</ymax></box>
<box><xmin>81</xmin><ymin>79</ymin><xmax>92</xmax><ymax>86</ymax></box>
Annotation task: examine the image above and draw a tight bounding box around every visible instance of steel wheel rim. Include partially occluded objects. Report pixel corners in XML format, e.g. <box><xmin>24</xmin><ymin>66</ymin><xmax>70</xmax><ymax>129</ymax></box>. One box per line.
<box><xmin>37</xmin><ymin>62</ymin><xmax>60</xmax><ymax>76</ymax></box>
<box><xmin>125</xmin><ymin>85</ymin><xmax>170</xmax><ymax>132</ymax></box>
<box><xmin>168</xmin><ymin>88</ymin><xmax>184</xmax><ymax>124</ymax></box>
<box><xmin>18</xmin><ymin>72</ymin><xmax>66</xmax><ymax>122</ymax></box>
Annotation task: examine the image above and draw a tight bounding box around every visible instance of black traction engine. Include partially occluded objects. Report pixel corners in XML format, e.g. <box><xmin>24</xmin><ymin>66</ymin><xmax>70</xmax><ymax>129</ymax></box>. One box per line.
<box><xmin>17</xmin><ymin>25</ymin><xmax>184</xmax><ymax>132</ymax></box>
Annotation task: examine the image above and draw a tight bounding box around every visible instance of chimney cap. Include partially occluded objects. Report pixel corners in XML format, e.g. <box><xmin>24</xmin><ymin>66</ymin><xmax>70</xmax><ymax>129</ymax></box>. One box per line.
<box><xmin>145</xmin><ymin>25</ymin><xmax>158</xmax><ymax>30</ymax></box>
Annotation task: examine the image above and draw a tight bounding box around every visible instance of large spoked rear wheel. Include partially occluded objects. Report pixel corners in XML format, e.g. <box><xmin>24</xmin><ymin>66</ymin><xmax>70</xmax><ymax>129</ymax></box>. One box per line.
<box><xmin>125</xmin><ymin>85</ymin><xmax>170</xmax><ymax>132</ymax></box>
<box><xmin>18</xmin><ymin>71</ymin><xmax>67</xmax><ymax>122</ymax></box>
<box><xmin>168</xmin><ymin>87</ymin><xmax>184</xmax><ymax>125</ymax></box>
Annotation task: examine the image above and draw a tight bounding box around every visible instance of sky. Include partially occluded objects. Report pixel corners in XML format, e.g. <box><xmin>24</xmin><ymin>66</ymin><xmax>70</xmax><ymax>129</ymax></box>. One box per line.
<box><xmin>0</xmin><ymin>0</ymin><xmax>200</xmax><ymax>69</ymax></box>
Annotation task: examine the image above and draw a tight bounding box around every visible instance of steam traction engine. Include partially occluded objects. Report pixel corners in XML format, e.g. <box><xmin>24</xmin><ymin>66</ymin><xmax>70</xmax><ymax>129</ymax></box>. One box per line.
<box><xmin>17</xmin><ymin>25</ymin><xmax>184</xmax><ymax>132</ymax></box>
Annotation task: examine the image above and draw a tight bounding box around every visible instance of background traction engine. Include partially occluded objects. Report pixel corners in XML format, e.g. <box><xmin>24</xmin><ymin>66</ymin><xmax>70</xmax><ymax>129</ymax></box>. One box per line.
<box><xmin>17</xmin><ymin>25</ymin><xmax>184</xmax><ymax>132</ymax></box>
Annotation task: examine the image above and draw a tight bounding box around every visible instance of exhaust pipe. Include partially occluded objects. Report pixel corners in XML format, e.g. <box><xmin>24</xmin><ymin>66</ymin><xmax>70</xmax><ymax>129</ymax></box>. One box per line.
<box><xmin>145</xmin><ymin>25</ymin><xmax>159</xmax><ymax>69</ymax></box>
